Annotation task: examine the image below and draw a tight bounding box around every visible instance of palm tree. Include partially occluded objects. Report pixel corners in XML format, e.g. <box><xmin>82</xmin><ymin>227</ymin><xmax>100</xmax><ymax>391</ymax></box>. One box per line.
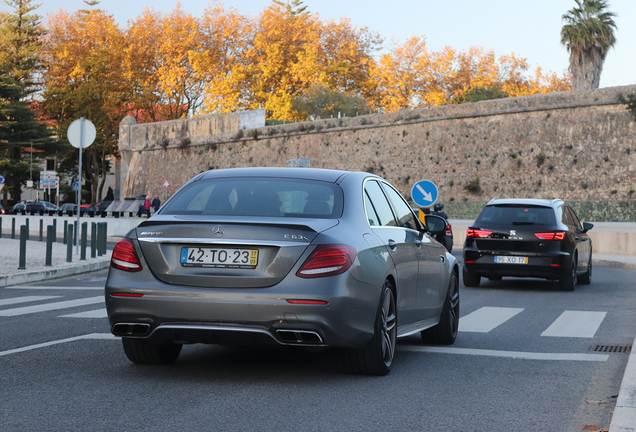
<box><xmin>561</xmin><ymin>0</ymin><xmax>617</xmax><ymax>90</ymax></box>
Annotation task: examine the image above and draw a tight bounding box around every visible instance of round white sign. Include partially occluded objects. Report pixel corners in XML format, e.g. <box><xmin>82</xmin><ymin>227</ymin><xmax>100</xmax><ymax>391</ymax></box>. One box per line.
<box><xmin>67</xmin><ymin>118</ymin><xmax>96</xmax><ymax>149</ymax></box>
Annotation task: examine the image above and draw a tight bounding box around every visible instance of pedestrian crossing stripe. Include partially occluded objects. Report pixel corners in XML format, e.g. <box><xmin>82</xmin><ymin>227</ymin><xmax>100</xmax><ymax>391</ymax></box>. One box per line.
<box><xmin>459</xmin><ymin>307</ymin><xmax>524</xmax><ymax>333</ymax></box>
<box><xmin>540</xmin><ymin>311</ymin><xmax>607</xmax><ymax>338</ymax></box>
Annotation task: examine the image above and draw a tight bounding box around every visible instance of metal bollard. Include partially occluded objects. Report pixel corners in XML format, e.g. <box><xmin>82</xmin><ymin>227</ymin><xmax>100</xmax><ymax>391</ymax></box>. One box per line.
<box><xmin>12</xmin><ymin>217</ymin><xmax>15</xmax><ymax>239</ymax></box>
<box><xmin>45</xmin><ymin>225</ymin><xmax>54</xmax><ymax>266</ymax></box>
<box><xmin>102</xmin><ymin>222</ymin><xmax>108</xmax><ymax>255</ymax></box>
<box><xmin>91</xmin><ymin>222</ymin><xmax>96</xmax><ymax>258</ymax></box>
<box><xmin>52</xmin><ymin>219</ymin><xmax>57</xmax><ymax>241</ymax></box>
<box><xmin>19</xmin><ymin>225</ymin><xmax>27</xmax><ymax>269</ymax></box>
<box><xmin>39</xmin><ymin>219</ymin><xmax>44</xmax><ymax>242</ymax></box>
<box><xmin>25</xmin><ymin>218</ymin><xmax>29</xmax><ymax>240</ymax></box>
<box><xmin>66</xmin><ymin>223</ymin><xmax>73</xmax><ymax>263</ymax></box>
<box><xmin>81</xmin><ymin>222</ymin><xmax>87</xmax><ymax>261</ymax></box>
<box><xmin>63</xmin><ymin>220</ymin><xmax>68</xmax><ymax>244</ymax></box>
<box><xmin>0</xmin><ymin>216</ymin><xmax>2</xmax><ymax>238</ymax></box>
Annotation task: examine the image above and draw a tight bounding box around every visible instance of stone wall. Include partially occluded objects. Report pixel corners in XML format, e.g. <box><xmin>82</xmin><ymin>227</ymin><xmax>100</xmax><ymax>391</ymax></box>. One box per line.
<box><xmin>118</xmin><ymin>85</ymin><xmax>636</xmax><ymax>220</ymax></box>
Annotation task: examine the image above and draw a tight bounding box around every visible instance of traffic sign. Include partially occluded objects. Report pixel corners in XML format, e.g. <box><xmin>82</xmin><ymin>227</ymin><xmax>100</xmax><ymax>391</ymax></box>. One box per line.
<box><xmin>67</xmin><ymin>118</ymin><xmax>96</xmax><ymax>149</ymax></box>
<box><xmin>0</xmin><ymin>175</ymin><xmax>4</xmax><ymax>184</ymax></box>
<box><xmin>161</xmin><ymin>179</ymin><xmax>172</xmax><ymax>188</ymax></box>
<box><xmin>72</xmin><ymin>182</ymin><xmax>80</xmax><ymax>191</ymax></box>
<box><xmin>411</xmin><ymin>180</ymin><xmax>438</xmax><ymax>207</ymax></box>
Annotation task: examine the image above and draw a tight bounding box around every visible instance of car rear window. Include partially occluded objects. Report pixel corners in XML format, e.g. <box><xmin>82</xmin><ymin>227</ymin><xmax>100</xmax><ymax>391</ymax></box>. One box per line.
<box><xmin>160</xmin><ymin>178</ymin><xmax>343</xmax><ymax>218</ymax></box>
<box><xmin>475</xmin><ymin>205</ymin><xmax>556</xmax><ymax>226</ymax></box>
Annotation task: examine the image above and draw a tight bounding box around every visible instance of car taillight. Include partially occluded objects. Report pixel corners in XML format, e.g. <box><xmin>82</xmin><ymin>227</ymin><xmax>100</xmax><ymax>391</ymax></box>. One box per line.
<box><xmin>466</xmin><ymin>229</ymin><xmax>492</xmax><ymax>238</ymax></box>
<box><xmin>111</xmin><ymin>238</ymin><xmax>142</xmax><ymax>272</ymax></box>
<box><xmin>296</xmin><ymin>245</ymin><xmax>356</xmax><ymax>278</ymax></box>
<box><xmin>534</xmin><ymin>232</ymin><xmax>566</xmax><ymax>240</ymax></box>
<box><xmin>445</xmin><ymin>224</ymin><xmax>452</xmax><ymax>236</ymax></box>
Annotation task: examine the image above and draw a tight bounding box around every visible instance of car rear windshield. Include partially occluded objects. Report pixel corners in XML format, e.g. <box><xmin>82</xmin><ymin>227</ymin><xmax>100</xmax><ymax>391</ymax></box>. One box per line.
<box><xmin>475</xmin><ymin>205</ymin><xmax>556</xmax><ymax>226</ymax></box>
<box><xmin>160</xmin><ymin>178</ymin><xmax>343</xmax><ymax>218</ymax></box>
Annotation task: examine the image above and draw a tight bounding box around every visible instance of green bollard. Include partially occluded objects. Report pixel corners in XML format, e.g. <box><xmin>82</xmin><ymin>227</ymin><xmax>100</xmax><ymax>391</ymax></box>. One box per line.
<box><xmin>12</xmin><ymin>217</ymin><xmax>15</xmax><ymax>239</ymax></box>
<box><xmin>45</xmin><ymin>225</ymin><xmax>54</xmax><ymax>266</ymax></box>
<box><xmin>63</xmin><ymin>220</ymin><xmax>68</xmax><ymax>244</ymax></box>
<box><xmin>0</xmin><ymin>216</ymin><xmax>2</xmax><ymax>238</ymax></box>
<box><xmin>91</xmin><ymin>222</ymin><xmax>96</xmax><ymax>258</ymax></box>
<box><xmin>53</xmin><ymin>219</ymin><xmax>57</xmax><ymax>241</ymax></box>
<box><xmin>25</xmin><ymin>218</ymin><xmax>29</xmax><ymax>240</ymax></box>
<box><xmin>39</xmin><ymin>219</ymin><xmax>43</xmax><ymax>242</ymax></box>
<box><xmin>66</xmin><ymin>223</ymin><xmax>73</xmax><ymax>263</ymax></box>
<box><xmin>18</xmin><ymin>225</ymin><xmax>27</xmax><ymax>270</ymax></box>
<box><xmin>81</xmin><ymin>222</ymin><xmax>87</xmax><ymax>261</ymax></box>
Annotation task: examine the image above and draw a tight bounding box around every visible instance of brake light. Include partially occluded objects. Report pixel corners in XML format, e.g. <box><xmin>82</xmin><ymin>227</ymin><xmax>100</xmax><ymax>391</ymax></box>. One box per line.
<box><xmin>286</xmin><ymin>299</ymin><xmax>329</xmax><ymax>305</ymax></box>
<box><xmin>534</xmin><ymin>232</ymin><xmax>566</xmax><ymax>241</ymax></box>
<box><xmin>296</xmin><ymin>245</ymin><xmax>356</xmax><ymax>278</ymax></box>
<box><xmin>111</xmin><ymin>238</ymin><xmax>143</xmax><ymax>272</ymax></box>
<box><xmin>445</xmin><ymin>224</ymin><xmax>452</xmax><ymax>236</ymax></box>
<box><xmin>111</xmin><ymin>293</ymin><xmax>144</xmax><ymax>298</ymax></box>
<box><xmin>466</xmin><ymin>229</ymin><xmax>492</xmax><ymax>238</ymax></box>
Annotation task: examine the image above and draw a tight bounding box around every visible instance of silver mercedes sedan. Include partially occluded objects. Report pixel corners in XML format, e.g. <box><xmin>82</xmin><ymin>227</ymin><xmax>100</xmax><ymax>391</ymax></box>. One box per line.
<box><xmin>106</xmin><ymin>168</ymin><xmax>459</xmax><ymax>375</ymax></box>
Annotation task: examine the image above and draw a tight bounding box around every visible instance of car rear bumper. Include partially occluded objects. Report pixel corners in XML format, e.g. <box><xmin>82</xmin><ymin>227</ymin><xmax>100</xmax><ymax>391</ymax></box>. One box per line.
<box><xmin>105</xmin><ymin>268</ymin><xmax>381</xmax><ymax>349</ymax></box>
<box><xmin>463</xmin><ymin>249</ymin><xmax>572</xmax><ymax>279</ymax></box>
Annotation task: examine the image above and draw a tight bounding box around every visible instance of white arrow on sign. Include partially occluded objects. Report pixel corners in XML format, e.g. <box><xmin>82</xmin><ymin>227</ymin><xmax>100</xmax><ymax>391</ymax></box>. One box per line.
<box><xmin>416</xmin><ymin>184</ymin><xmax>432</xmax><ymax>202</ymax></box>
<box><xmin>162</xmin><ymin>179</ymin><xmax>172</xmax><ymax>188</ymax></box>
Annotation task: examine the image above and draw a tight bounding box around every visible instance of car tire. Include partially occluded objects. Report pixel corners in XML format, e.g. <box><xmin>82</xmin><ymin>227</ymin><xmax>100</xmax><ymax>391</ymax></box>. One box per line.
<box><xmin>462</xmin><ymin>266</ymin><xmax>480</xmax><ymax>287</ymax></box>
<box><xmin>421</xmin><ymin>273</ymin><xmax>459</xmax><ymax>345</ymax></box>
<box><xmin>122</xmin><ymin>338</ymin><xmax>182</xmax><ymax>365</ymax></box>
<box><xmin>342</xmin><ymin>280</ymin><xmax>397</xmax><ymax>376</ymax></box>
<box><xmin>578</xmin><ymin>253</ymin><xmax>592</xmax><ymax>285</ymax></box>
<box><xmin>559</xmin><ymin>256</ymin><xmax>577</xmax><ymax>291</ymax></box>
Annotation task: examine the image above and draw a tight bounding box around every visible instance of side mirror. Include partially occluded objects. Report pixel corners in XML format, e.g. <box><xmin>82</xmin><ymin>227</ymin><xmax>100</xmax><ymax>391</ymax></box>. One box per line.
<box><xmin>424</xmin><ymin>214</ymin><xmax>446</xmax><ymax>234</ymax></box>
<box><xmin>582</xmin><ymin>222</ymin><xmax>593</xmax><ymax>233</ymax></box>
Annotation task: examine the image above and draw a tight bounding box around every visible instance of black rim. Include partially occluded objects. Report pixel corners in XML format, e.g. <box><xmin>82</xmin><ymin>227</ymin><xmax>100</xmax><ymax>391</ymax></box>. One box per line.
<box><xmin>381</xmin><ymin>284</ymin><xmax>397</xmax><ymax>367</ymax></box>
<box><xmin>449</xmin><ymin>275</ymin><xmax>460</xmax><ymax>337</ymax></box>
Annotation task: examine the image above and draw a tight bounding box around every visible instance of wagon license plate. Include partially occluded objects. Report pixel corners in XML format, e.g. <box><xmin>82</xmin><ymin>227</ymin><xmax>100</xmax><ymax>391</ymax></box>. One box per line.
<box><xmin>494</xmin><ymin>256</ymin><xmax>528</xmax><ymax>264</ymax></box>
<box><xmin>180</xmin><ymin>247</ymin><xmax>258</xmax><ymax>268</ymax></box>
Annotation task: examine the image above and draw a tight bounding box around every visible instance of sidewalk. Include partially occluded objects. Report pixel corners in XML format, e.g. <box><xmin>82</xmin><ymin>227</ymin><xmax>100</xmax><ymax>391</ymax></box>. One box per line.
<box><xmin>0</xmin><ymin>236</ymin><xmax>113</xmax><ymax>288</ymax></box>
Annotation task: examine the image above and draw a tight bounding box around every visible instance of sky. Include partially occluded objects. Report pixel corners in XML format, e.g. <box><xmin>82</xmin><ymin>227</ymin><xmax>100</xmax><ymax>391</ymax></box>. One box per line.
<box><xmin>25</xmin><ymin>0</ymin><xmax>636</xmax><ymax>88</ymax></box>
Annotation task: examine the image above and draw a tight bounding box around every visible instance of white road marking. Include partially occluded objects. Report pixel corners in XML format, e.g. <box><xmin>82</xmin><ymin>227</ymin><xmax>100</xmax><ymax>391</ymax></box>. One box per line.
<box><xmin>541</xmin><ymin>311</ymin><xmax>607</xmax><ymax>338</ymax></box>
<box><xmin>459</xmin><ymin>306</ymin><xmax>524</xmax><ymax>333</ymax></box>
<box><xmin>6</xmin><ymin>286</ymin><xmax>104</xmax><ymax>291</ymax></box>
<box><xmin>0</xmin><ymin>333</ymin><xmax>116</xmax><ymax>357</ymax></box>
<box><xmin>0</xmin><ymin>295</ymin><xmax>61</xmax><ymax>307</ymax></box>
<box><xmin>59</xmin><ymin>308</ymin><xmax>108</xmax><ymax>318</ymax></box>
<box><xmin>399</xmin><ymin>345</ymin><xmax>609</xmax><ymax>362</ymax></box>
<box><xmin>0</xmin><ymin>296</ymin><xmax>105</xmax><ymax>317</ymax></box>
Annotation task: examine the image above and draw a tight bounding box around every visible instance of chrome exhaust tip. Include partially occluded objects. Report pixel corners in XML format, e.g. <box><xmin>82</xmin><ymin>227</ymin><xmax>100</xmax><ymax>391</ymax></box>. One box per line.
<box><xmin>112</xmin><ymin>323</ymin><xmax>151</xmax><ymax>337</ymax></box>
<box><xmin>276</xmin><ymin>329</ymin><xmax>323</xmax><ymax>344</ymax></box>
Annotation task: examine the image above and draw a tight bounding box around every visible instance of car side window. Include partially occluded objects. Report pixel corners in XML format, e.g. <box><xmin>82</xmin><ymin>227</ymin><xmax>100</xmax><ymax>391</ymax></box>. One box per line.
<box><xmin>558</xmin><ymin>205</ymin><xmax>570</xmax><ymax>225</ymax></box>
<box><xmin>380</xmin><ymin>182</ymin><xmax>420</xmax><ymax>231</ymax></box>
<box><xmin>364</xmin><ymin>180</ymin><xmax>396</xmax><ymax>227</ymax></box>
<box><xmin>364</xmin><ymin>191</ymin><xmax>381</xmax><ymax>227</ymax></box>
<box><xmin>566</xmin><ymin>206</ymin><xmax>583</xmax><ymax>230</ymax></box>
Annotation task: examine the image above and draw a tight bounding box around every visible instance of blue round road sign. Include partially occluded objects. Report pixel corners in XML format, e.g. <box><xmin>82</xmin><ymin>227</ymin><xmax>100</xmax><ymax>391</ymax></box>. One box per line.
<box><xmin>0</xmin><ymin>175</ymin><xmax>4</xmax><ymax>184</ymax></box>
<box><xmin>411</xmin><ymin>180</ymin><xmax>438</xmax><ymax>207</ymax></box>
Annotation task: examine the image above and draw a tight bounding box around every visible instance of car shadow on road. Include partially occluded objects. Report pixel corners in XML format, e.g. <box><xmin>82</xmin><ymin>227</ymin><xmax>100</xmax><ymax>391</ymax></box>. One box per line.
<box><xmin>462</xmin><ymin>278</ymin><xmax>581</xmax><ymax>292</ymax></box>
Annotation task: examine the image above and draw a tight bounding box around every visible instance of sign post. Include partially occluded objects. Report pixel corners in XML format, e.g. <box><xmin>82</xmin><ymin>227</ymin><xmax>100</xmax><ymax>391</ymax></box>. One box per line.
<box><xmin>67</xmin><ymin>118</ymin><xmax>96</xmax><ymax>255</ymax></box>
<box><xmin>161</xmin><ymin>178</ymin><xmax>172</xmax><ymax>205</ymax></box>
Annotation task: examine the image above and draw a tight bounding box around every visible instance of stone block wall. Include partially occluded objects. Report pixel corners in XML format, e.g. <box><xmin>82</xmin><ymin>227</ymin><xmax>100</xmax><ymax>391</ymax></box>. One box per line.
<box><xmin>118</xmin><ymin>85</ymin><xmax>636</xmax><ymax>221</ymax></box>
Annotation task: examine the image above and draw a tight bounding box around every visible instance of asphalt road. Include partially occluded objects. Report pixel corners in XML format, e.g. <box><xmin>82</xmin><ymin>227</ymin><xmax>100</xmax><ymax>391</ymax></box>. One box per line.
<box><xmin>1</xmin><ymin>262</ymin><xmax>635</xmax><ymax>432</ymax></box>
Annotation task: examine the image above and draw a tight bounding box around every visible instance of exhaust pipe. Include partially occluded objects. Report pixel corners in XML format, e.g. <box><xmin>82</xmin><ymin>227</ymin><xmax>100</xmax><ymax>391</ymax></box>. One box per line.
<box><xmin>276</xmin><ymin>329</ymin><xmax>323</xmax><ymax>344</ymax></box>
<box><xmin>112</xmin><ymin>323</ymin><xmax>151</xmax><ymax>337</ymax></box>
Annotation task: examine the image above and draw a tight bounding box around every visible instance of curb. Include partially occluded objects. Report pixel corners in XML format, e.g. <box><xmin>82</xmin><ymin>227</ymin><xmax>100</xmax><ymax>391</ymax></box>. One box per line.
<box><xmin>609</xmin><ymin>333</ymin><xmax>636</xmax><ymax>432</ymax></box>
<box><xmin>0</xmin><ymin>258</ymin><xmax>111</xmax><ymax>288</ymax></box>
<box><xmin>594</xmin><ymin>259</ymin><xmax>636</xmax><ymax>272</ymax></box>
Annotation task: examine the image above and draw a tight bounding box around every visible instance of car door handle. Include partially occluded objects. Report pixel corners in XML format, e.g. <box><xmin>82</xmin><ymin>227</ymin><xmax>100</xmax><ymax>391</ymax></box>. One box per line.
<box><xmin>439</xmin><ymin>255</ymin><xmax>446</xmax><ymax>264</ymax></box>
<box><xmin>414</xmin><ymin>239</ymin><xmax>422</xmax><ymax>248</ymax></box>
<box><xmin>388</xmin><ymin>240</ymin><xmax>397</xmax><ymax>250</ymax></box>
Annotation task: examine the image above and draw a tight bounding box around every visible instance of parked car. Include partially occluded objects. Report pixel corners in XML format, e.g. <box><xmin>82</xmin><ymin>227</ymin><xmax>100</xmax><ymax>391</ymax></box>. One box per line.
<box><xmin>10</xmin><ymin>201</ymin><xmax>47</xmax><ymax>214</ymax></box>
<box><xmin>59</xmin><ymin>203</ymin><xmax>95</xmax><ymax>214</ymax></box>
<box><xmin>95</xmin><ymin>201</ymin><xmax>113</xmax><ymax>214</ymax></box>
<box><xmin>106</xmin><ymin>167</ymin><xmax>460</xmax><ymax>375</ymax></box>
<box><xmin>40</xmin><ymin>200</ymin><xmax>59</xmax><ymax>211</ymax></box>
<box><xmin>462</xmin><ymin>198</ymin><xmax>593</xmax><ymax>291</ymax></box>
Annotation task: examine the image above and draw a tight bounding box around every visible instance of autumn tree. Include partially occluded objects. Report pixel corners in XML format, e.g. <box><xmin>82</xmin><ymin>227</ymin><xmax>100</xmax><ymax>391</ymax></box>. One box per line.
<box><xmin>41</xmin><ymin>8</ymin><xmax>128</xmax><ymax>203</ymax></box>
<box><xmin>292</xmin><ymin>83</ymin><xmax>370</xmax><ymax>119</ymax></box>
<box><xmin>561</xmin><ymin>0</ymin><xmax>617</xmax><ymax>90</ymax></box>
